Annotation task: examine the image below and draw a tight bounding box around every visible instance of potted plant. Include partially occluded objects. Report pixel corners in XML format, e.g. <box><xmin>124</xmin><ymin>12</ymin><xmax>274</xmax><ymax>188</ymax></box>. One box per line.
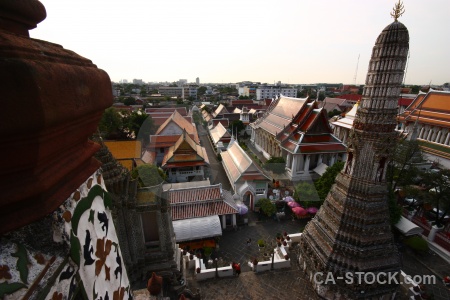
<box><xmin>182</xmin><ymin>249</ymin><xmax>187</xmax><ymax>256</ymax></box>
<box><xmin>283</xmin><ymin>241</ymin><xmax>287</xmax><ymax>246</ymax></box>
<box><xmin>283</xmin><ymin>231</ymin><xmax>288</xmax><ymax>237</ymax></box>
<box><xmin>204</xmin><ymin>247</ymin><xmax>213</xmax><ymax>259</ymax></box>
<box><xmin>196</xmin><ymin>267</ymin><xmax>201</xmax><ymax>273</ymax></box>
<box><xmin>277</xmin><ymin>242</ymin><xmax>282</xmax><ymax>247</ymax></box>
<box><xmin>284</xmin><ymin>254</ymin><xmax>289</xmax><ymax>260</ymax></box>
<box><xmin>257</xmin><ymin>239</ymin><xmax>265</xmax><ymax>248</ymax></box>
<box><xmin>286</xmin><ymin>235</ymin><xmax>291</xmax><ymax>241</ymax></box>
<box><xmin>189</xmin><ymin>254</ymin><xmax>194</xmax><ymax>260</ymax></box>
<box><xmin>276</xmin><ymin>233</ymin><xmax>283</xmax><ymax>240</ymax></box>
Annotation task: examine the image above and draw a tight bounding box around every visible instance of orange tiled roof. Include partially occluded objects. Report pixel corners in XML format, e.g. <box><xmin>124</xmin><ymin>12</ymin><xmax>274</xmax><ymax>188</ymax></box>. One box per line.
<box><xmin>161</xmin><ymin>130</ymin><xmax>209</xmax><ymax>167</ymax></box>
<box><xmin>155</xmin><ymin>110</ymin><xmax>199</xmax><ymax>142</ymax></box>
<box><xmin>398</xmin><ymin>90</ymin><xmax>450</xmax><ymax>127</ymax></box>
<box><xmin>104</xmin><ymin>140</ymin><xmax>142</xmax><ymax>159</ymax></box>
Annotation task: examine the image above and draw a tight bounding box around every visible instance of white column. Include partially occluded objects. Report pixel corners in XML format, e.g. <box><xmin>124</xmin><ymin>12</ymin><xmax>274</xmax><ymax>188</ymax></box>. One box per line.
<box><xmin>286</xmin><ymin>153</ymin><xmax>292</xmax><ymax>169</ymax></box>
<box><xmin>419</xmin><ymin>127</ymin><xmax>424</xmax><ymax>139</ymax></box>
<box><xmin>426</xmin><ymin>129</ymin><xmax>433</xmax><ymax>141</ymax></box>
<box><xmin>330</xmin><ymin>154</ymin><xmax>336</xmax><ymax>166</ymax></box>
<box><xmin>318</xmin><ymin>154</ymin><xmax>323</xmax><ymax>165</ymax></box>
<box><xmin>221</xmin><ymin>215</ymin><xmax>226</xmax><ymax>230</ymax></box>
<box><xmin>304</xmin><ymin>155</ymin><xmax>310</xmax><ymax>172</ymax></box>
<box><xmin>445</xmin><ymin>132</ymin><xmax>450</xmax><ymax>145</ymax></box>
<box><xmin>292</xmin><ymin>155</ymin><xmax>298</xmax><ymax>173</ymax></box>
<box><xmin>232</xmin><ymin>214</ymin><xmax>236</xmax><ymax>227</ymax></box>
<box><xmin>436</xmin><ymin>130</ymin><xmax>442</xmax><ymax>144</ymax></box>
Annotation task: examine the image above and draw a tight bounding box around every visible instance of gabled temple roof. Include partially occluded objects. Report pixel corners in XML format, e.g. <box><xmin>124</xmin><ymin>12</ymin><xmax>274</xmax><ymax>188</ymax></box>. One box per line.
<box><xmin>251</xmin><ymin>95</ymin><xmax>309</xmax><ymax>135</ymax></box>
<box><xmin>397</xmin><ymin>90</ymin><xmax>450</xmax><ymax>128</ymax></box>
<box><xmin>221</xmin><ymin>141</ymin><xmax>270</xmax><ymax>184</ymax></box>
<box><xmin>155</xmin><ymin>110</ymin><xmax>199</xmax><ymax>142</ymax></box>
<box><xmin>210</xmin><ymin>122</ymin><xmax>231</xmax><ymax>144</ymax></box>
<box><xmin>258</xmin><ymin>98</ymin><xmax>347</xmax><ymax>155</ymax></box>
<box><xmin>166</xmin><ymin>184</ymin><xmax>238</xmax><ymax>220</ymax></box>
<box><xmin>213</xmin><ymin>104</ymin><xmax>229</xmax><ymax>117</ymax></box>
<box><xmin>148</xmin><ymin>134</ymin><xmax>198</xmax><ymax>149</ymax></box>
<box><xmin>162</xmin><ymin>130</ymin><xmax>209</xmax><ymax>168</ymax></box>
<box><xmin>145</xmin><ymin>107</ymin><xmax>187</xmax><ymax>116</ymax></box>
<box><xmin>331</xmin><ymin>101</ymin><xmax>360</xmax><ymax>129</ymax></box>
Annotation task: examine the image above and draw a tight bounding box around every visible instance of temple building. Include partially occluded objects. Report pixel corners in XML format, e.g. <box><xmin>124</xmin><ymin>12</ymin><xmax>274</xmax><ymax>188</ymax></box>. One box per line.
<box><xmin>162</xmin><ymin>130</ymin><xmax>209</xmax><ymax>182</ymax></box>
<box><xmin>250</xmin><ymin>95</ymin><xmax>346</xmax><ymax>180</ymax></box>
<box><xmin>397</xmin><ymin>89</ymin><xmax>450</xmax><ymax>168</ymax></box>
<box><xmin>209</xmin><ymin>122</ymin><xmax>232</xmax><ymax>151</ymax></box>
<box><xmin>163</xmin><ymin>181</ymin><xmax>239</xmax><ymax>248</ymax></box>
<box><xmin>299</xmin><ymin>2</ymin><xmax>409</xmax><ymax>299</ymax></box>
<box><xmin>220</xmin><ymin>140</ymin><xmax>270</xmax><ymax>210</ymax></box>
<box><xmin>331</xmin><ymin>101</ymin><xmax>360</xmax><ymax>145</ymax></box>
<box><xmin>147</xmin><ymin>110</ymin><xmax>200</xmax><ymax>165</ymax></box>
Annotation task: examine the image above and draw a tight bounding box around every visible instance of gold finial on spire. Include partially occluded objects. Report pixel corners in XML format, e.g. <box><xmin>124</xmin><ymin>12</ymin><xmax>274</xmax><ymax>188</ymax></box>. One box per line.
<box><xmin>390</xmin><ymin>0</ymin><xmax>405</xmax><ymax>21</ymax></box>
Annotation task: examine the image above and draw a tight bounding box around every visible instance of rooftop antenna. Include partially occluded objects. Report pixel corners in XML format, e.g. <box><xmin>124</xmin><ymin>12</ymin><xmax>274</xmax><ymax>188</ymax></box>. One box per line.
<box><xmin>353</xmin><ymin>54</ymin><xmax>360</xmax><ymax>85</ymax></box>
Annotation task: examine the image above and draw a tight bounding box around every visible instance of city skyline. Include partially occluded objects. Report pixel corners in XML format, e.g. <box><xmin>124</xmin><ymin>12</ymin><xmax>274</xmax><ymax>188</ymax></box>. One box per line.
<box><xmin>33</xmin><ymin>0</ymin><xmax>450</xmax><ymax>85</ymax></box>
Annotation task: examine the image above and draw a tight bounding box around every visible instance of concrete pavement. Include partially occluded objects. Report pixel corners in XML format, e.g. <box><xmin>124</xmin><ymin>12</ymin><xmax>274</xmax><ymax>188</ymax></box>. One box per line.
<box><xmin>197</xmin><ymin>124</ymin><xmax>232</xmax><ymax>190</ymax></box>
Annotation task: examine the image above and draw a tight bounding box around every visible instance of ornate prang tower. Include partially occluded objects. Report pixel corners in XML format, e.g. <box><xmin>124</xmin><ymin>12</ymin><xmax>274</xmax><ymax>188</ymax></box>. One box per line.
<box><xmin>299</xmin><ymin>2</ymin><xmax>409</xmax><ymax>299</ymax></box>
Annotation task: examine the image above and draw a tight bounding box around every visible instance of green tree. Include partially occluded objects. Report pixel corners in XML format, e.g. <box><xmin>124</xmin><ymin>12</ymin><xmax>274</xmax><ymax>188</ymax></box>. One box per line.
<box><xmin>388</xmin><ymin>189</ymin><xmax>402</xmax><ymax>225</ymax></box>
<box><xmin>257</xmin><ymin>198</ymin><xmax>276</xmax><ymax>217</ymax></box>
<box><xmin>327</xmin><ymin>109</ymin><xmax>341</xmax><ymax>119</ymax></box>
<box><xmin>198</xmin><ymin>86</ymin><xmax>207</xmax><ymax>96</ymax></box>
<box><xmin>131</xmin><ymin>164</ymin><xmax>166</xmax><ymax>187</ymax></box>
<box><xmin>123</xmin><ymin>96</ymin><xmax>136</xmax><ymax>106</ymax></box>
<box><xmin>124</xmin><ymin>110</ymin><xmax>155</xmax><ymax>144</ymax></box>
<box><xmin>229</xmin><ymin>120</ymin><xmax>245</xmax><ymax>135</ymax></box>
<box><xmin>314</xmin><ymin>161</ymin><xmax>344</xmax><ymax>201</ymax></box>
<box><xmin>98</xmin><ymin>107</ymin><xmax>125</xmax><ymax>139</ymax></box>
<box><xmin>294</xmin><ymin>182</ymin><xmax>321</xmax><ymax>207</ymax></box>
<box><xmin>386</xmin><ymin>139</ymin><xmax>423</xmax><ymax>191</ymax></box>
<box><xmin>420</xmin><ymin>169</ymin><xmax>450</xmax><ymax>227</ymax></box>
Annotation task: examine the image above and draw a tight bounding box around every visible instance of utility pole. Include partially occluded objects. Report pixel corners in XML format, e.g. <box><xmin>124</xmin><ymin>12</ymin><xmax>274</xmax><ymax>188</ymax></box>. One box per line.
<box><xmin>353</xmin><ymin>54</ymin><xmax>360</xmax><ymax>85</ymax></box>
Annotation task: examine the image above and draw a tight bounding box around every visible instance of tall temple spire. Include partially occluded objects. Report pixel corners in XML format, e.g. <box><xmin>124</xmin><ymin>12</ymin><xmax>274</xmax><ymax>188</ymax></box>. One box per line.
<box><xmin>299</xmin><ymin>5</ymin><xmax>409</xmax><ymax>300</ymax></box>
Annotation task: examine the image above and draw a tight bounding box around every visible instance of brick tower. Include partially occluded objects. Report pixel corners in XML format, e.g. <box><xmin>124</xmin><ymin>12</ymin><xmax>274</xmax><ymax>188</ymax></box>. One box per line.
<box><xmin>299</xmin><ymin>2</ymin><xmax>409</xmax><ymax>299</ymax></box>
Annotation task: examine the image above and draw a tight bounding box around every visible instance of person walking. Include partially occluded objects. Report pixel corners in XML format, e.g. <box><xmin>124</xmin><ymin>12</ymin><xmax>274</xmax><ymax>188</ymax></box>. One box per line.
<box><xmin>246</xmin><ymin>238</ymin><xmax>252</xmax><ymax>247</ymax></box>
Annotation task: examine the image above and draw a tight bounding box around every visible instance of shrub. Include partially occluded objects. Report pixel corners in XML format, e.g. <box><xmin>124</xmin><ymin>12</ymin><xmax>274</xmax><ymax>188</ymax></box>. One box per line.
<box><xmin>131</xmin><ymin>164</ymin><xmax>165</xmax><ymax>187</ymax></box>
<box><xmin>404</xmin><ymin>236</ymin><xmax>429</xmax><ymax>254</ymax></box>
<box><xmin>204</xmin><ymin>247</ymin><xmax>213</xmax><ymax>257</ymax></box>
<box><xmin>257</xmin><ymin>239</ymin><xmax>265</xmax><ymax>247</ymax></box>
<box><xmin>258</xmin><ymin>198</ymin><xmax>276</xmax><ymax>217</ymax></box>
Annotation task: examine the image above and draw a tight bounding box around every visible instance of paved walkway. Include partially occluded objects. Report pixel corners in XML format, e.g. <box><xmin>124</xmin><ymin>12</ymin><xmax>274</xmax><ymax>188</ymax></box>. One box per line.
<box><xmin>197</xmin><ymin>124</ymin><xmax>232</xmax><ymax>190</ymax></box>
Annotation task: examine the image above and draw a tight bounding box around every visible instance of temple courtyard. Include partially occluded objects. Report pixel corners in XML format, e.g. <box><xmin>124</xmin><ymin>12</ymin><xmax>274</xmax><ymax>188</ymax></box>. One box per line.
<box><xmin>183</xmin><ymin>212</ymin><xmax>450</xmax><ymax>300</ymax></box>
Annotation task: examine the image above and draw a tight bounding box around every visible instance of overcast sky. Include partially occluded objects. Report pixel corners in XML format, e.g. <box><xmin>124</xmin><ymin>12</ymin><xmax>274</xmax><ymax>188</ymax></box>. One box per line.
<box><xmin>32</xmin><ymin>0</ymin><xmax>449</xmax><ymax>85</ymax></box>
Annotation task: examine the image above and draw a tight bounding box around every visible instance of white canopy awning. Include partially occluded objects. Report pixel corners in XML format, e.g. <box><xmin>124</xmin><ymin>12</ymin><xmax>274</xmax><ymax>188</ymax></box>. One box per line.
<box><xmin>394</xmin><ymin>216</ymin><xmax>424</xmax><ymax>236</ymax></box>
<box><xmin>313</xmin><ymin>163</ymin><xmax>329</xmax><ymax>176</ymax></box>
<box><xmin>172</xmin><ymin>215</ymin><xmax>222</xmax><ymax>242</ymax></box>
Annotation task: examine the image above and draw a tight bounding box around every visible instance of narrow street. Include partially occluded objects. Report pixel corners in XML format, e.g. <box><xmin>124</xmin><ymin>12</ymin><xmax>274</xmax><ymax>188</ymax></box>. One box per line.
<box><xmin>197</xmin><ymin>124</ymin><xmax>232</xmax><ymax>191</ymax></box>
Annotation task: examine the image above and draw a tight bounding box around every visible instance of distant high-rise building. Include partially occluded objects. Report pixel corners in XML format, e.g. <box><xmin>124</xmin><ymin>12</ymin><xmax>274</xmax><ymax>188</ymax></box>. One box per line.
<box><xmin>299</xmin><ymin>2</ymin><xmax>409</xmax><ymax>299</ymax></box>
<box><xmin>196</xmin><ymin>77</ymin><xmax>200</xmax><ymax>85</ymax></box>
<box><xmin>178</xmin><ymin>79</ymin><xmax>188</xmax><ymax>87</ymax></box>
<box><xmin>133</xmin><ymin>78</ymin><xmax>144</xmax><ymax>85</ymax></box>
<box><xmin>256</xmin><ymin>85</ymin><xmax>297</xmax><ymax>100</ymax></box>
